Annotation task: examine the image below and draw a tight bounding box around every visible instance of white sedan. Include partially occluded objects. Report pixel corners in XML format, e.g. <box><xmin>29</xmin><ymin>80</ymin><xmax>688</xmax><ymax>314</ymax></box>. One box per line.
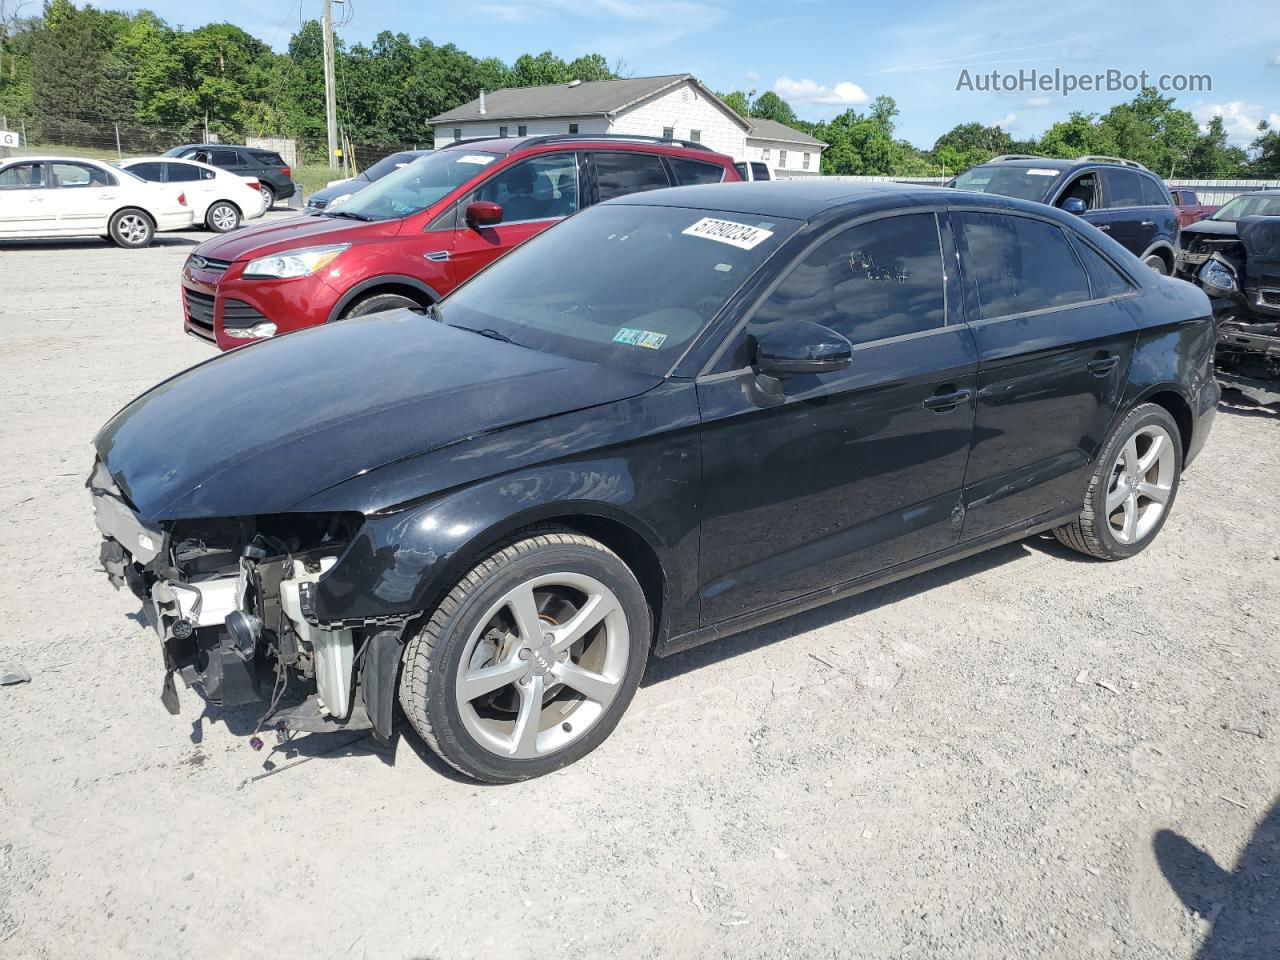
<box><xmin>119</xmin><ymin>156</ymin><xmax>268</xmax><ymax>233</ymax></box>
<box><xmin>0</xmin><ymin>155</ymin><xmax>193</xmax><ymax>247</ymax></box>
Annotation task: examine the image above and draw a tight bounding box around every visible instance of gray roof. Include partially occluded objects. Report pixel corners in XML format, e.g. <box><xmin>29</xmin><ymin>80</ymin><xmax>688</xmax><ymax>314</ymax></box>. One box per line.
<box><xmin>430</xmin><ymin>74</ymin><xmax>749</xmax><ymax>125</ymax></box>
<box><xmin>746</xmin><ymin>117</ymin><xmax>827</xmax><ymax>148</ymax></box>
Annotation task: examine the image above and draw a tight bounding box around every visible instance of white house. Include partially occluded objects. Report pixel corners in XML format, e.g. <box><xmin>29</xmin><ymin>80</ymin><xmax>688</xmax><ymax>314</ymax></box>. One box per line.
<box><xmin>428</xmin><ymin>74</ymin><xmax>826</xmax><ymax>176</ymax></box>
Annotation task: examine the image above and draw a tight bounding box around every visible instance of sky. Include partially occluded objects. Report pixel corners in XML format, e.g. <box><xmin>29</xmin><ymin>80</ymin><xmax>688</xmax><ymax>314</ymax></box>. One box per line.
<box><xmin>111</xmin><ymin>0</ymin><xmax>1280</xmax><ymax>149</ymax></box>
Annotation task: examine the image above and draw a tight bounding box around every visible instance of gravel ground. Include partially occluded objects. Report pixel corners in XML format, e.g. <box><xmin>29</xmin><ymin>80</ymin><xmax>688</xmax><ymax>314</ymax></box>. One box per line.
<box><xmin>0</xmin><ymin>219</ymin><xmax>1277</xmax><ymax>960</ymax></box>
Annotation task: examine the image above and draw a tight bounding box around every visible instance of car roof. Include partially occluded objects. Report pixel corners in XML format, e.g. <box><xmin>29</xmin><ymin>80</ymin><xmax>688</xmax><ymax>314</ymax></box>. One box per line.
<box><xmin>435</xmin><ymin>135</ymin><xmax>732</xmax><ymax>161</ymax></box>
<box><xmin>1</xmin><ymin>155</ymin><xmax>113</xmax><ymax>165</ymax></box>
<box><xmin>605</xmin><ymin>179</ymin><xmax>1026</xmax><ymax>220</ymax></box>
<box><xmin>122</xmin><ymin>155</ymin><xmax>226</xmax><ymax>173</ymax></box>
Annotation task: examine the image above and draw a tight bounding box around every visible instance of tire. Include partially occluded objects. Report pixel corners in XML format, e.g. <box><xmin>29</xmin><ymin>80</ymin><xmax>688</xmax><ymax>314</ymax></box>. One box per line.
<box><xmin>399</xmin><ymin>529</ymin><xmax>651</xmax><ymax>783</ymax></box>
<box><xmin>1053</xmin><ymin>403</ymin><xmax>1182</xmax><ymax>560</ymax></box>
<box><xmin>205</xmin><ymin>201</ymin><xmax>241</xmax><ymax>233</ymax></box>
<box><xmin>108</xmin><ymin>209</ymin><xmax>155</xmax><ymax>248</ymax></box>
<box><xmin>259</xmin><ymin>184</ymin><xmax>275</xmax><ymax>210</ymax></box>
<box><xmin>340</xmin><ymin>293</ymin><xmax>423</xmax><ymax>319</ymax></box>
<box><xmin>1143</xmin><ymin>254</ymin><xmax>1169</xmax><ymax>275</ymax></box>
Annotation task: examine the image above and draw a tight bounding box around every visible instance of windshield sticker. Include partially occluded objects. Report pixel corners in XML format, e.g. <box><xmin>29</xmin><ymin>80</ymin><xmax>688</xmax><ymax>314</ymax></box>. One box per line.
<box><xmin>1027</xmin><ymin>168</ymin><xmax>1060</xmax><ymax>176</ymax></box>
<box><xmin>457</xmin><ymin>154</ymin><xmax>496</xmax><ymax>165</ymax></box>
<box><xmin>682</xmin><ymin>217</ymin><xmax>774</xmax><ymax>250</ymax></box>
<box><xmin>613</xmin><ymin>327</ymin><xmax>668</xmax><ymax>350</ymax></box>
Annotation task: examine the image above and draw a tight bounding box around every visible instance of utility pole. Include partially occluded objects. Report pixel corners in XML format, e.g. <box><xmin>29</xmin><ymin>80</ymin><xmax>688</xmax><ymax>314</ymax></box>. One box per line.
<box><xmin>322</xmin><ymin>0</ymin><xmax>339</xmax><ymax>171</ymax></box>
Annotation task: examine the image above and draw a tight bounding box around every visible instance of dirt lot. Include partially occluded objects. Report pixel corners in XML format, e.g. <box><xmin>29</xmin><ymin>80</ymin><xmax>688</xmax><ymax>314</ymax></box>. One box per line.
<box><xmin>0</xmin><ymin>220</ymin><xmax>1277</xmax><ymax>960</ymax></box>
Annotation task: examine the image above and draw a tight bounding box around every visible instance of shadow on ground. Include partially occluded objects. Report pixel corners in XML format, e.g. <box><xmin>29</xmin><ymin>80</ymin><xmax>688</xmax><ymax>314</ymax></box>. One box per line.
<box><xmin>1155</xmin><ymin>797</ymin><xmax>1280</xmax><ymax>959</ymax></box>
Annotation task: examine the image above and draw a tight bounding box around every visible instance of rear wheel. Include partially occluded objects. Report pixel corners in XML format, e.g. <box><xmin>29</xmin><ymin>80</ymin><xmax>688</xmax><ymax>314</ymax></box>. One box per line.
<box><xmin>206</xmin><ymin>201</ymin><xmax>240</xmax><ymax>233</ymax></box>
<box><xmin>1053</xmin><ymin>403</ymin><xmax>1182</xmax><ymax>560</ymax></box>
<box><xmin>109</xmin><ymin>209</ymin><xmax>155</xmax><ymax>248</ymax></box>
<box><xmin>259</xmin><ymin>184</ymin><xmax>275</xmax><ymax>210</ymax></box>
<box><xmin>340</xmin><ymin>293</ymin><xmax>423</xmax><ymax>319</ymax></box>
<box><xmin>399</xmin><ymin>530</ymin><xmax>651</xmax><ymax>783</ymax></box>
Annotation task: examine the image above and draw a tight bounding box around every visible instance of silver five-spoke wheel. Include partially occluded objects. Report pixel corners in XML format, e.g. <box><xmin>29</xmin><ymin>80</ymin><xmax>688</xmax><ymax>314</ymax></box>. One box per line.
<box><xmin>1104</xmin><ymin>423</ymin><xmax>1174</xmax><ymax>544</ymax></box>
<box><xmin>456</xmin><ymin>572</ymin><xmax>628</xmax><ymax>759</ymax></box>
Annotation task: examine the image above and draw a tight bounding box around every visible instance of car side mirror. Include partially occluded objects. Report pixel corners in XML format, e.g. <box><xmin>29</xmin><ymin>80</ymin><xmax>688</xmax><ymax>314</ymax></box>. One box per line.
<box><xmin>466</xmin><ymin>201</ymin><xmax>503</xmax><ymax>227</ymax></box>
<box><xmin>1062</xmin><ymin>197</ymin><xmax>1087</xmax><ymax>216</ymax></box>
<box><xmin>754</xmin><ymin>321</ymin><xmax>852</xmax><ymax>377</ymax></box>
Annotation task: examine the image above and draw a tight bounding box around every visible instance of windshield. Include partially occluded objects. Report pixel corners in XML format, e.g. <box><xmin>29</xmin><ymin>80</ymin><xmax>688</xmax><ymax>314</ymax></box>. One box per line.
<box><xmin>1210</xmin><ymin>194</ymin><xmax>1280</xmax><ymax>222</ymax></box>
<box><xmin>440</xmin><ymin>203</ymin><xmax>800</xmax><ymax>376</ymax></box>
<box><xmin>360</xmin><ymin>151</ymin><xmax>423</xmax><ymax>182</ymax></box>
<box><xmin>330</xmin><ymin>150</ymin><xmax>498</xmax><ymax>221</ymax></box>
<box><xmin>952</xmin><ymin>165</ymin><xmax>1062</xmax><ymax>202</ymax></box>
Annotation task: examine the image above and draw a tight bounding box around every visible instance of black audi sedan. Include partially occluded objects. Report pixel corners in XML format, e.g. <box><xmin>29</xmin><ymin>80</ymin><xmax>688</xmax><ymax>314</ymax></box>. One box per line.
<box><xmin>90</xmin><ymin>181</ymin><xmax>1219</xmax><ymax>782</ymax></box>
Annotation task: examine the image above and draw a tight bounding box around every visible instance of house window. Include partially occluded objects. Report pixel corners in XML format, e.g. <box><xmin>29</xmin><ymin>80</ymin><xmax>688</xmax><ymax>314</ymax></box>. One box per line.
<box><xmin>453</xmin><ymin>128</ymin><xmax>462</xmax><ymax>141</ymax></box>
<box><xmin>779</xmin><ymin>149</ymin><xmax>788</xmax><ymax>168</ymax></box>
<box><xmin>803</xmin><ymin>152</ymin><xmax>810</xmax><ymax>170</ymax></box>
<box><xmin>499</xmin><ymin>126</ymin><xmax>508</xmax><ymax>137</ymax></box>
<box><xmin>762</xmin><ymin>147</ymin><xmax>771</xmax><ymax>161</ymax></box>
<box><xmin>569</xmin><ymin>123</ymin><xmax>579</xmax><ymax>134</ymax></box>
<box><xmin>689</xmin><ymin>129</ymin><xmax>701</xmax><ymax>143</ymax></box>
<box><xmin>518</xmin><ymin>125</ymin><xmax>527</xmax><ymax>136</ymax></box>
<box><xmin>663</xmin><ymin>126</ymin><xmax>674</xmax><ymax>140</ymax></box>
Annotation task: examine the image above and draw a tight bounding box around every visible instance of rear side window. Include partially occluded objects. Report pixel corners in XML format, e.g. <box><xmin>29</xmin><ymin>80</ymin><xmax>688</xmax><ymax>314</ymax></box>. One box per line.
<box><xmin>128</xmin><ymin>161</ymin><xmax>165</xmax><ymax>181</ymax></box>
<box><xmin>1140</xmin><ymin>175</ymin><xmax>1169</xmax><ymax>206</ymax></box>
<box><xmin>667</xmin><ymin>157</ymin><xmax>725</xmax><ymax>186</ymax></box>
<box><xmin>1070</xmin><ymin>237</ymin><xmax>1136</xmax><ymax>299</ymax></box>
<box><xmin>749</xmin><ymin>213</ymin><xmax>947</xmax><ymax>347</ymax></box>
<box><xmin>956</xmin><ymin>212</ymin><xmax>1091</xmax><ymax>318</ymax></box>
<box><xmin>751</xmin><ymin>163</ymin><xmax>770</xmax><ymax>180</ymax></box>
<box><xmin>1102</xmin><ymin>169</ymin><xmax>1143</xmax><ymax>208</ymax></box>
<box><xmin>593</xmin><ymin>151</ymin><xmax>670</xmax><ymax>202</ymax></box>
<box><xmin>0</xmin><ymin>162</ymin><xmax>44</xmax><ymax>188</ymax></box>
<box><xmin>165</xmin><ymin>163</ymin><xmax>204</xmax><ymax>182</ymax></box>
<box><xmin>210</xmin><ymin>149</ymin><xmax>241</xmax><ymax>166</ymax></box>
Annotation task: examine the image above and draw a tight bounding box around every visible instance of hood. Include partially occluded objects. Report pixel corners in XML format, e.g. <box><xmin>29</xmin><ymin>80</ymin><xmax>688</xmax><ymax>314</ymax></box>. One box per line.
<box><xmin>308</xmin><ymin>178</ymin><xmax>372</xmax><ymax>206</ymax></box>
<box><xmin>94</xmin><ymin>314</ymin><xmax>660</xmax><ymax>522</ymax></box>
<box><xmin>1239</xmin><ymin>216</ymin><xmax>1280</xmax><ymax>264</ymax></box>
<box><xmin>1180</xmin><ymin>218</ymin><xmax>1239</xmax><ymax>241</ymax></box>
<box><xmin>192</xmin><ymin>212</ymin><xmax>398</xmax><ymax>261</ymax></box>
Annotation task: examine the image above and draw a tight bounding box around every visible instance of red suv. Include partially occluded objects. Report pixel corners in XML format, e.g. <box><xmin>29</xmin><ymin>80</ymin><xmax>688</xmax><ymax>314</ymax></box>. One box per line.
<box><xmin>180</xmin><ymin>135</ymin><xmax>741</xmax><ymax>349</ymax></box>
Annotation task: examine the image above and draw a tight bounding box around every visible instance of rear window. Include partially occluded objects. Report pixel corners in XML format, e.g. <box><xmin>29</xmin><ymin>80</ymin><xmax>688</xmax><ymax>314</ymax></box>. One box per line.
<box><xmin>953</xmin><ymin>165</ymin><xmax>1062</xmax><ymax>202</ymax></box>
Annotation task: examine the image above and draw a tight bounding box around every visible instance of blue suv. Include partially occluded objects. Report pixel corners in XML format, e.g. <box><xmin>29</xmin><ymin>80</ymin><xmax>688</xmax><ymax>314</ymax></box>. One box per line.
<box><xmin>952</xmin><ymin>155</ymin><xmax>1179</xmax><ymax>274</ymax></box>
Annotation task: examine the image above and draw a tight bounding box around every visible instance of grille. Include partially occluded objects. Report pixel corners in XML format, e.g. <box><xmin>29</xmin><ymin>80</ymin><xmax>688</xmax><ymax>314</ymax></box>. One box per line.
<box><xmin>183</xmin><ymin>288</ymin><xmax>215</xmax><ymax>333</ymax></box>
<box><xmin>1259</xmin><ymin>288</ymin><xmax>1280</xmax><ymax>307</ymax></box>
<box><xmin>221</xmin><ymin>299</ymin><xmax>271</xmax><ymax>329</ymax></box>
<box><xmin>190</xmin><ymin>255</ymin><xmax>231</xmax><ymax>274</ymax></box>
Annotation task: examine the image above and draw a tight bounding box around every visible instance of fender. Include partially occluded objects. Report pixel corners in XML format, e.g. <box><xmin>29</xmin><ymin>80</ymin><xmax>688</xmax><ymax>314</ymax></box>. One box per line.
<box><xmin>325</xmin><ymin>274</ymin><xmax>443</xmax><ymax>323</ymax></box>
<box><xmin>1139</xmin><ymin>239</ymin><xmax>1176</xmax><ymax>270</ymax></box>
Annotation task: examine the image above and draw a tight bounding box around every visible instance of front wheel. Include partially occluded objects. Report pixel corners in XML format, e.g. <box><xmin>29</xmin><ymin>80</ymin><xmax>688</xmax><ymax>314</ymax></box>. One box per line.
<box><xmin>1053</xmin><ymin>403</ymin><xmax>1182</xmax><ymax>560</ymax></box>
<box><xmin>399</xmin><ymin>530</ymin><xmax>651</xmax><ymax>783</ymax></box>
<box><xmin>206</xmin><ymin>201</ymin><xmax>240</xmax><ymax>233</ymax></box>
<box><xmin>340</xmin><ymin>293</ymin><xmax>423</xmax><ymax>319</ymax></box>
<box><xmin>1143</xmin><ymin>254</ymin><xmax>1169</xmax><ymax>275</ymax></box>
<box><xmin>109</xmin><ymin>209</ymin><xmax>155</xmax><ymax>248</ymax></box>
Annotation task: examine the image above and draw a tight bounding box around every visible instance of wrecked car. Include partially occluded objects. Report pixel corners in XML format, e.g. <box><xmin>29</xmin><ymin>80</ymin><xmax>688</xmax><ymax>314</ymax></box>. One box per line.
<box><xmin>91</xmin><ymin>182</ymin><xmax>1218</xmax><ymax>783</ymax></box>
<box><xmin>1183</xmin><ymin>209</ymin><xmax>1280</xmax><ymax>405</ymax></box>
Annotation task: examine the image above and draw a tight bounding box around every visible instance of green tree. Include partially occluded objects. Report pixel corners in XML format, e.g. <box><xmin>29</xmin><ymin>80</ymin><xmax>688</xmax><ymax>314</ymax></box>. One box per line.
<box><xmin>718</xmin><ymin>89</ymin><xmax>749</xmax><ymax>117</ymax></box>
<box><xmin>1183</xmin><ymin>116</ymin><xmax>1247</xmax><ymax>178</ymax></box>
<box><xmin>1250</xmin><ymin>122</ymin><xmax>1280</xmax><ymax>178</ymax></box>
<box><xmin>749</xmin><ymin>90</ymin><xmax>795</xmax><ymax>125</ymax></box>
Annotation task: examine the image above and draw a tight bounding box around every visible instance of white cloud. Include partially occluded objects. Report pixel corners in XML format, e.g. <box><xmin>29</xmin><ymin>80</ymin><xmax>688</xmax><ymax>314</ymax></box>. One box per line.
<box><xmin>1271</xmin><ymin>50</ymin><xmax>1280</xmax><ymax>67</ymax></box>
<box><xmin>1193</xmin><ymin>101</ymin><xmax>1279</xmax><ymax>146</ymax></box>
<box><xmin>1023</xmin><ymin>95</ymin><xmax>1051</xmax><ymax>108</ymax></box>
<box><xmin>773</xmin><ymin>76</ymin><xmax>869</xmax><ymax>105</ymax></box>
<box><xmin>994</xmin><ymin>112</ymin><xmax>1017</xmax><ymax>129</ymax></box>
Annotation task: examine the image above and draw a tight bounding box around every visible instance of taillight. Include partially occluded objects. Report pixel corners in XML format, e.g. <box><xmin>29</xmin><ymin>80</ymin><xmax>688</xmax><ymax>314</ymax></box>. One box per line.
<box><xmin>280</xmin><ymin>166</ymin><xmax>291</xmax><ymax>179</ymax></box>
<box><xmin>246</xmin><ymin>180</ymin><xmax>261</xmax><ymax>191</ymax></box>
<box><xmin>178</xmin><ymin>193</ymin><xmax>187</xmax><ymax>206</ymax></box>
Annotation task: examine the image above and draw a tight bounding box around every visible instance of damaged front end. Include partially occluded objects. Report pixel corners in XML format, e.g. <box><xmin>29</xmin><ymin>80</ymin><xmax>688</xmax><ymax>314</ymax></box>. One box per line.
<box><xmin>89</xmin><ymin>459</ymin><xmax>388</xmax><ymax>737</ymax></box>
<box><xmin>1198</xmin><ymin>215</ymin><xmax>1280</xmax><ymax>405</ymax></box>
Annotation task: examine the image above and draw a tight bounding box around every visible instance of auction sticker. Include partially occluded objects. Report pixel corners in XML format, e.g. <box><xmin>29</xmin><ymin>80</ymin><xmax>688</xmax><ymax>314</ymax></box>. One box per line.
<box><xmin>613</xmin><ymin>328</ymin><xmax>668</xmax><ymax>350</ymax></box>
<box><xmin>682</xmin><ymin>217</ymin><xmax>774</xmax><ymax>250</ymax></box>
<box><xmin>458</xmin><ymin>154</ymin><xmax>496</xmax><ymax>165</ymax></box>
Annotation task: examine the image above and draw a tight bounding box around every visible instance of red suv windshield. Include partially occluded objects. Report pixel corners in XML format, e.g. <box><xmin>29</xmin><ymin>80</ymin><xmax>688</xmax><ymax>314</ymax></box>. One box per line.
<box><xmin>329</xmin><ymin>150</ymin><xmax>502</xmax><ymax>221</ymax></box>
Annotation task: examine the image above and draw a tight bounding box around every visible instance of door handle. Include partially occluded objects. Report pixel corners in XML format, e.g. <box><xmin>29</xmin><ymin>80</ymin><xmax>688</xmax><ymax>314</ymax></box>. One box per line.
<box><xmin>923</xmin><ymin>388</ymin><xmax>972</xmax><ymax>412</ymax></box>
<box><xmin>1097</xmin><ymin>223</ymin><xmax>1111</xmax><ymax>231</ymax></box>
<box><xmin>1141</xmin><ymin>220</ymin><xmax>1154</xmax><ymax>227</ymax></box>
<box><xmin>1087</xmin><ymin>354</ymin><xmax>1120</xmax><ymax>376</ymax></box>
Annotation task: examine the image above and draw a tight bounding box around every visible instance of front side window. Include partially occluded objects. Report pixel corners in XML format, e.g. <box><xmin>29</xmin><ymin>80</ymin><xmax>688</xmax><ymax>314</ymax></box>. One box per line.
<box><xmin>748</xmin><ymin>213</ymin><xmax>946</xmax><ymax>348</ymax></box>
<box><xmin>1102</xmin><ymin>168</ymin><xmax>1143</xmax><ymax>208</ymax></box>
<box><xmin>210</xmin><ymin>149</ymin><xmax>241</xmax><ymax>167</ymax></box>
<box><xmin>667</xmin><ymin>157</ymin><xmax>725</xmax><ymax>186</ymax></box>
<box><xmin>1056</xmin><ymin>173</ymin><xmax>1098</xmax><ymax>210</ymax></box>
<box><xmin>329</xmin><ymin>150</ymin><xmax>501</xmax><ymax>221</ymax></box>
<box><xmin>127</xmin><ymin>161</ymin><xmax>165</xmax><ymax>182</ymax></box>
<box><xmin>440</xmin><ymin>203</ymin><xmax>800</xmax><ymax>377</ymax></box>
<box><xmin>956</xmin><ymin>212</ymin><xmax>1091</xmax><ymax>319</ymax></box>
<box><xmin>0</xmin><ymin>162</ymin><xmax>44</xmax><ymax>189</ymax></box>
<box><xmin>593</xmin><ymin>151</ymin><xmax>670</xmax><ymax>202</ymax></box>
<box><xmin>50</xmin><ymin>162</ymin><xmax>113</xmax><ymax>188</ymax></box>
<box><xmin>471</xmin><ymin>153</ymin><xmax>579</xmax><ymax>222</ymax></box>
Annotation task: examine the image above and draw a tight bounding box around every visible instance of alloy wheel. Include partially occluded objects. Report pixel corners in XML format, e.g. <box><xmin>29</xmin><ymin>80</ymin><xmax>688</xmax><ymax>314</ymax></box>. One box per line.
<box><xmin>210</xmin><ymin>204</ymin><xmax>238</xmax><ymax>231</ymax></box>
<box><xmin>259</xmin><ymin>186</ymin><xmax>274</xmax><ymax>209</ymax></box>
<box><xmin>118</xmin><ymin>214</ymin><xmax>149</xmax><ymax>245</ymax></box>
<box><xmin>454</xmin><ymin>572</ymin><xmax>629</xmax><ymax>759</ymax></box>
<box><xmin>1105</xmin><ymin>423</ymin><xmax>1175</xmax><ymax>544</ymax></box>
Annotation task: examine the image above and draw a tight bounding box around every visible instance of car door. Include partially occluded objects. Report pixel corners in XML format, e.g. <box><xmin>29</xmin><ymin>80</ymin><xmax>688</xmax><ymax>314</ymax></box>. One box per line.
<box><xmin>164</xmin><ymin>161</ymin><xmax>214</xmax><ymax>218</ymax></box>
<box><xmin>209</xmin><ymin>148</ymin><xmax>247</xmax><ymax>177</ymax></box>
<box><xmin>588</xmin><ymin>150</ymin><xmax>673</xmax><ymax>204</ymax></box>
<box><xmin>45</xmin><ymin>161</ymin><xmax>120</xmax><ymax>234</ymax></box>
<box><xmin>0</xmin><ymin>161</ymin><xmax>55</xmax><ymax>235</ymax></box>
<box><xmin>696</xmin><ymin>211</ymin><xmax>979</xmax><ymax>624</ymax></box>
<box><xmin>1052</xmin><ymin>168</ymin><xmax>1113</xmax><ymax>238</ymax></box>
<box><xmin>1138</xmin><ymin>173</ymin><xmax>1179</xmax><ymax>251</ymax></box>
<box><xmin>951</xmin><ymin>208</ymin><xmax>1140</xmax><ymax>539</ymax></box>
<box><xmin>448</xmin><ymin>152</ymin><xmax>583</xmax><ymax>284</ymax></box>
<box><xmin>1097</xmin><ymin>167</ymin><xmax>1152</xmax><ymax>257</ymax></box>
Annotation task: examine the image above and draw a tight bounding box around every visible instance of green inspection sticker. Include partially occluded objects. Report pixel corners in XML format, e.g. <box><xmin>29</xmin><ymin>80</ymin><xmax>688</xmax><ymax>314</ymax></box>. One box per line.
<box><xmin>613</xmin><ymin>327</ymin><xmax>668</xmax><ymax>350</ymax></box>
